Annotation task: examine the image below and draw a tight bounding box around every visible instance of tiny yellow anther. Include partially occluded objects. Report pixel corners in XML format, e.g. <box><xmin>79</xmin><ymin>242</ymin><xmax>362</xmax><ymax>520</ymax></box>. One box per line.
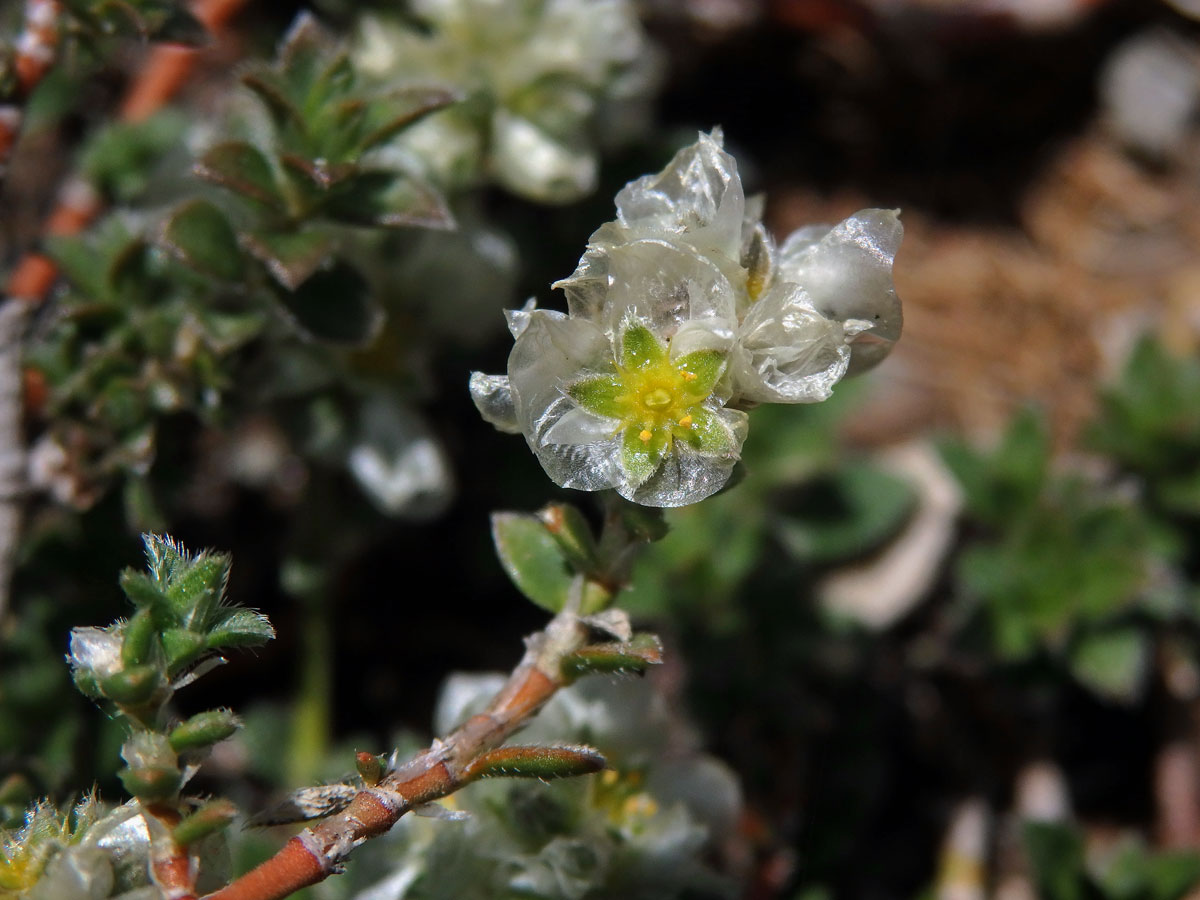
<box><xmin>678</xmin><ymin>415</ymin><xmax>693</xmax><ymax>428</ymax></box>
<box><xmin>681</xmin><ymin>371</ymin><xmax>697</xmax><ymax>382</ymax></box>
<box><xmin>638</xmin><ymin>429</ymin><xmax>652</xmax><ymax>443</ymax></box>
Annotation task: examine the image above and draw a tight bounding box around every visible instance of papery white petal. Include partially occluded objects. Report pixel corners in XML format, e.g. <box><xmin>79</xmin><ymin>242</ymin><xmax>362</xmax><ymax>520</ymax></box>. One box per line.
<box><xmin>543</xmin><ymin>406</ymin><xmax>619</xmax><ymax>445</ymax></box>
<box><xmin>600</xmin><ymin>239</ymin><xmax>740</xmax><ymax>337</ymax></box>
<box><xmin>507</xmin><ymin>310</ymin><xmax>620</xmax><ymax>491</ymax></box>
<box><xmin>669</xmin><ymin>318</ymin><xmax>736</xmax><ymax>359</ymax></box>
<box><xmin>469</xmin><ymin>372</ymin><xmax>521</xmax><ymax>434</ymax></box>
<box><xmin>490</xmin><ymin>111</ymin><xmax>598</xmax><ymax>204</ymax></box>
<box><xmin>612</xmin><ymin>130</ymin><xmax>745</xmax><ymax>259</ymax></box>
<box><xmin>777</xmin><ymin>209</ymin><xmax>903</xmax><ymax>375</ymax></box>
<box><xmin>731</xmin><ymin>284</ymin><xmax>850</xmax><ymax>403</ymax></box>
<box><xmin>504</xmin><ymin>298</ymin><xmax>538</xmax><ymax>338</ymax></box>
<box><xmin>622</xmin><ymin>407</ymin><xmax>748</xmax><ymax>507</ymax></box>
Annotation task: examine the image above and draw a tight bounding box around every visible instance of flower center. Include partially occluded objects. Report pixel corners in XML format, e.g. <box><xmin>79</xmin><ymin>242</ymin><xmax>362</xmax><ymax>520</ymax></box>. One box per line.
<box><xmin>642</xmin><ymin>388</ymin><xmax>674</xmax><ymax>411</ymax></box>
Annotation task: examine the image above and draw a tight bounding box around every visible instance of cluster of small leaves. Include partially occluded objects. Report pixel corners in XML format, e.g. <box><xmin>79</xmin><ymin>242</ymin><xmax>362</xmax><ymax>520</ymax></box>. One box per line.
<box><xmin>30</xmin><ymin>212</ymin><xmax>267</xmax><ymax>508</ymax></box>
<box><xmin>942</xmin><ymin>409</ymin><xmax>1182</xmax><ymax>702</ymax></box>
<box><xmin>1024</xmin><ymin>821</ymin><xmax>1200</xmax><ymax>900</ymax></box>
<box><xmin>1088</xmin><ymin>336</ymin><xmax>1200</xmax><ymax>519</ymax></box>
<box><xmin>68</xmin><ymin>534</ymin><xmax>270</xmax><ymax>836</ymax></box>
<box><xmin>189</xmin><ymin>14</ymin><xmax>454</xmax><ymax>343</ymax></box>
<box><xmin>0</xmin><ymin>795</ymin><xmax>101</xmax><ymax>897</ymax></box>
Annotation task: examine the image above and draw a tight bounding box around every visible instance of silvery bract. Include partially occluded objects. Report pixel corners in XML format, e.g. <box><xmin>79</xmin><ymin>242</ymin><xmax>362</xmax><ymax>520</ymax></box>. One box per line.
<box><xmin>355</xmin><ymin>0</ymin><xmax>655</xmax><ymax>203</ymax></box>
<box><xmin>471</xmin><ymin>130</ymin><xmax>903</xmax><ymax>507</ymax></box>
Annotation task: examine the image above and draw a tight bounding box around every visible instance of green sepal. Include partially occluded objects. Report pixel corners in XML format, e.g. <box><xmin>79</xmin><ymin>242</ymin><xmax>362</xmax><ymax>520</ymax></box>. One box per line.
<box><xmin>358</xmin><ymin>86</ymin><xmax>459</xmax><ymax>151</ymax></box>
<box><xmin>568</xmin><ymin>374</ymin><xmax>623</xmax><ymax>419</ymax></box>
<box><xmin>162</xmin><ymin>628</ymin><xmax>207</xmax><ymax>674</ymax></box>
<box><xmin>118</xmin><ymin>765</ymin><xmax>182</xmax><ymax>803</ymax></box>
<box><xmin>206</xmin><ymin>609</ymin><xmax>275</xmax><ymax>649</ymax></box>
<box><xmin>173</xmin><ymin>799</ymin><xmax>238</xmax><ymax>847</ymax></box>
<box><xmin>195</xmin><ymin>142</ymin><xmax>286</xmax><ymax>213</ymax></box>
<box><xmin>561</xmin><ymin>634</ymin><xmax>664</xmax><ymax>682</ymax></box>
<box><xmin>674</xmin><ymin>406</ymin><xmax>735</xmax><ymax>455</ymax></box>
<box><xmin>620</xmin><ymin>426</ymin><xmax>666</xmax><ymax>487</ymax></box>
<box><xmin>675</xmin><ymin>349</ymin><xmax>726</xmax><ymax>397</ymax></box>
<box><xmin>461</xmin><ymin>745</ymin><xmax>606</xmax><ymax>783</ymax></box>
<box><xmin>162</xmin><ymin>549</ymin><xmax>230</xmax><ymax>627</ymax></box>
<box><xmin>161</xmin><ymin>199</ymin><xmax>245</xmax><ymax>282</ymax></box>
<box><xmin>100</xmin><ymin>665</ymin><xmax>164</xmax><ymax>706</ymax></box>
<box><xmin>619</xmin><ymin>323</ymin><xmax>667</xmax><ymax>370</ymax></box>
<box><xmin>169</xmin><ymin>709</ymin><xmax>241</xmax><ymax>753</ymax></box>
<box><xmin>121</xmin><ymin>608</ymin><xmax>159</xmax><ymax>668</ymax></box>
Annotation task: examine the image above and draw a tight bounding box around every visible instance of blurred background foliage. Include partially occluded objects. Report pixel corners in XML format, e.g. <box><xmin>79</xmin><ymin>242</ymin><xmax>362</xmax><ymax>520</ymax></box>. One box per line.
<box><xmin>6</xmin><ymin>0</ymin><xmax>1200</xmax><ymax>898</ymax></box>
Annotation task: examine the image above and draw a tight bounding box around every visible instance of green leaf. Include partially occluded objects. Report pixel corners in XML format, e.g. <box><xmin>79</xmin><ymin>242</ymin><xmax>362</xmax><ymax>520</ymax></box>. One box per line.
<box><xmin>561</xmin><ymin>634</ymin><xmax>664</xmax><ymax>681</ymax></box>
<box><xmin>359</xmin><ymin>86</ymin><xmax>460</xmax><ymax>151</ymax></box>
<box><xmin>169</xmin><ymin>709</ymin><xmax>241</xmax><ymax>752</ymax></box>
<box><xmin>100</xmin><ymin>665</ymin><xmax>164</xmax><ymax>706</ymax></box>
<box><xmin>120</xmin><ymin>608</ymin><xmax>159</xmax><ymax>668</ymax></box>
<box><xmin>119</xmin><ymin>570</ymin><xmax>167</xmax><ymax>609</ymax></box>
<box><xmin>461</xmin><ymin>745</ymin><xmax>606</xmax><ymax>783</ymax></box>
<box><xmin>173</xmin><ymin>799</ymin><xmax>237</xmax><ymax>847</ymax></box>
<box><xmin>243</xmin><ymin>228</ymin><xmax>336</xmax><ymax>291</ymax></box>
<box><xmin>1023</xmin><ymin>822</ymin><xmax>1086</xmax><ymax>900</ymax></box>
<box><xmin>568</xmin><ymin>374</ymin><xmax>622</xmax><ymax>419</ymax></box>
<box><xmin>80</xmin><ymin>112</ymin><xmax>188</xmax><ymax>203</ymax></box>
<box><xmin>206</xmin><ymin>609</ymin><xmax>274</xmax><ymax>649</ymax></box>
<box><xmin>162</xmin><ymin>629</ymin><xmax>207</xmax><ymax>673</ymax></box>
<box><xmin>195</xmin><ymin>142</ymin><xmax>286</xmax><ymax>212</ymax></box>
<box><xmin>323</xmin><ymin>171</ymin><xmax>454</xmax><ymax>230</ymax></box>
<box><xmin>118</xmin><ymin>765</ymin><xmax>182</xmax><ymax>803</ymax></box>
<box><xmin>620</xmin><ymin>323</ymin><xmax>667</xmax><ymax>370</ymax></box>
<box><xmin>1144</xmin><ymin>852</ymin><xmax>1200</xmax><ymax>900</ymax></box>
<box><xmin>492</xmin><ymin>512</ymin><xmax>575</xmax><ymax>613</ymax></box>
<box><xmin>273</xmin><ymin>261</ymin><xmax>382</xmax><ymax>346</ymax></box>
<box><xmin>1068</xmin><ymin>628</ymin><xmax>1148</xmax><ymax>704</ymax></box>
<box><xmin>161</xmin><ymin>200</ymin><xmax>245</xmax><ymax>281</ymax></box>
<box><xmin>537</xmin><ymin>503</ymin><xmax>600</xmax><ymax>572</ymax></box>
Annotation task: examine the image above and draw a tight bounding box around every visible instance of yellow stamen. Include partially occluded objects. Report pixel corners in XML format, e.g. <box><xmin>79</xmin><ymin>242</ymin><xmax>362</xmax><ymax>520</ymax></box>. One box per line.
<box><xmin>678</xmin><ymin>415</ymin><xmax>693</xmax><ymax>428</ymax></box>
<box><xmin>681</xmin><ymin>371</ymin><xmax>697</xmax><ymax>382</ymax></box>
<box><xmin>638</xmin><ymin>429</ymin><xmax>652</xmax><ymax>443</ymax></box>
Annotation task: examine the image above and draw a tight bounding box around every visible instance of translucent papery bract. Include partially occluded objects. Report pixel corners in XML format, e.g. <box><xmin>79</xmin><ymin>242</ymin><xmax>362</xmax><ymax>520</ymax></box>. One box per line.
<box><xmin>623</xmin><ymin>407</ymin><xmax>748</xmax><ymax>507</ymax></box>
<box><xmin>731</xmin><ymin>283</ymin><xmax>850</xmax><ymax>403</ymax></box>
<box><xmin>559</xmin><ymin>239</ymin><xmax>740</xmax><ymax>339</ymax></box>
<box><xmin>68</xmin><ymin>626</ymin><xmax>123</xmax><ymax>680</ymax></box>
<box><xmin>469</xmin><ymin>372</ymin><xmax>521</xmax><ymax>434</ymax></box>
<box><xmin>508</xmin><ymin>310</ymin><xmax>621</xmax><ymax>491</ymax></box>
<box><xmin>777</xmin><ymin>208</ymin><xmax>903</xmax><ymax>375</ymax></box>
<box><xmin>612</xmin><ymin>130</ymin><xmax>745</xmax><ymax>260</ymax></box>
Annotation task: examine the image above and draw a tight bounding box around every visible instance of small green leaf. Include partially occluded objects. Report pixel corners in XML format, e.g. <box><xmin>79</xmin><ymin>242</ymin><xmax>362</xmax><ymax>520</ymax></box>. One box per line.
<box><xmin>100</xmin><ymin>665</ymin><xmax>164</xmax><ymax>706</ymax></box>
<box><xmin>118</xmin><ymin>765</ymin><xmax>182</xmax><ymax>803</ymax></box>
<box><xmin>161</xmin><ymin>200</ymin><xmax>245</xmax><ymax>281</ymax></box>
<box><xmin>537</xmin><ymin>503</ymin><xmax>599</xmax><ymax>571</ymax></box>
<box><xmin>120</xmin><ymin>569</ymin><xmax>167</xmax><ymax>609</ymax></box>
<box><xmin>1023</xmin><ymin>822</ymin><xmax>1085</xmax><ymax>900</ymax></box>
<box><xmin>461</xmin><ymin>745</ymin><xmax>606</xmax><ymax>783</ymax></box>
<box><xmin>1144</xmin><ymin>852</ymin><xmax>1200</xmax><ymax>900</ymax></box>
<box><xmin>169</xmin><ymin>709</ymin><xmax>241</xmax><ymax>752</ymax></box>
<box><xmin>162</xmin><ymin>629</ymin><xmax>208</xmax><ymax>673</ymax></box>
<box><xmin>173</xmin><ymin>799</ymin><xmax>238</xmax><ymax>847</ymax></box>
<box><xmin>359</xmin><ymin>86</ymin><xmax>460</xmax><ymax>151</ymax></box>
<box><xmin>355</xmin><ymin>751</ymin><xmax>386</xmax><ymax>786</ymax></box>
<box><xmin>620</xmin><ymin>324</ymin><xmax>667</xmax><ymax>370</ymax></box>
<box><xmin>568</xmin><ymin>374</ymin><xmax>622</xmax><ymax>419</ymax></box>
<box><xmin>162</xmin><ymin>549</ymin><xmax>230</xmax><ymax>625</ymax></box>
<box><xmin>561</xmin><ymin>634</ymin><xmax>664</xmax><ymax>681</ymax></box>
<box><xmin>323</xmin><ymin>171</ymin><xmax>454</xmax><ymax>230</ymax></box>
<box><xmin>492</xmin><ymin>512</ymin><xmax>575</xmax><ymax>613</ymax></box>
<box><xmin>120</xmin><ymin>608</ymin><xmax>158</xmax><ymax>667</ymax></box>
<box><xmin>195</xmin><ymin>142</ymin><xmax>286</xmax><ymax>212</ymax></box>
<box><xmin>273</xmin><ymin>260</ymin><xmax>382</xmax><ymax>346</ymax></box>
<box><xmin>241</xmin><ymin>71</ymin><xmax>303</xmax><ymax>131</ymax></box>
<box><xmin>1069</xmin><ymin>628</ymin><xmax>1148</xmax><ymax>704</ymax></box>
<box><xmin>243</xmin><ymin>228</ymin><xmax>337</xmax><ymax>291</ymax></box>
<box><xmin>206</xmin><ymin>609</ymin><xmax>275</xmax><ymax>649</ymax></box>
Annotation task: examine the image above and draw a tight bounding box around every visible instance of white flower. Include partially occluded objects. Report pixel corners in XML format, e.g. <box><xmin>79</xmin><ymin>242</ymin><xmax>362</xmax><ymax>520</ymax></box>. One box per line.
<box><xmin>471</xmin><ymin>130</ymin><xmax>903</xmax><ymax>507</ymax></box>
